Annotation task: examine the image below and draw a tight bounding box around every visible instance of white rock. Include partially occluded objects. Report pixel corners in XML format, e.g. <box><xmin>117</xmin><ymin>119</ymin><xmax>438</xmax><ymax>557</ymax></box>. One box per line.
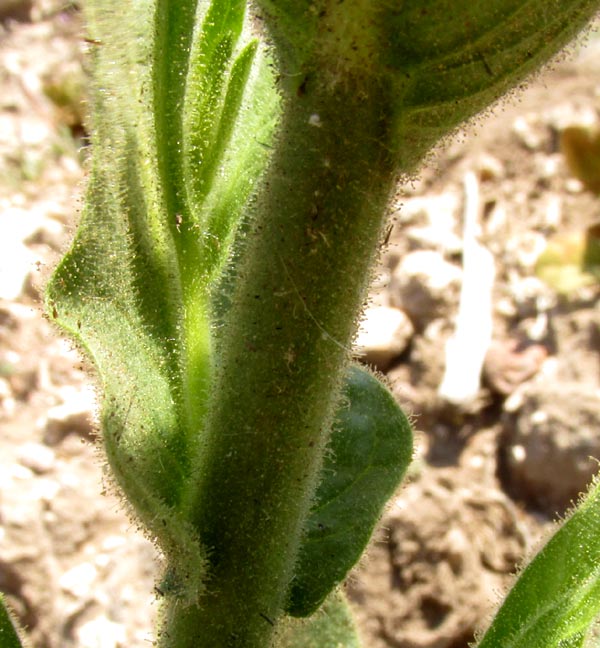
<box><xmin>534</xmin><ymin>153</ymin><xmax>561</xmax><ymax>181</ymax></box>
<box><xmin>511</xmin><ymin>231</ymin><xmax>547</xmax><ymax>270</ymax></box>
<box><xmin>508</xmin><ymin>275</ymin><xmax>552</xmax><ymax>309</ymax></box>
<box><xmin>43</xmin><ymin>386</ymin><xmax>96</xmax><ymax>444</ymax></box>
<box><xmin>397</xmin><ymin>192</ymin><xmax>462</xmax><ymax>255</ymax></box>
<box><xmin>565</xmin><ymin>178</ymin><xmax>585</xmax><ymax>194</ymax></box>
<box><xmin>0</xmin><ymin>238</ymin><xmax>36</xmax><ymax>300</ymax></box>
<box><xmin>3</xmin><ymin>462</ymin><xmax>34</xmax><ymax>484</ymax></box>
<box><xmin>75</xmin><ymin>616</ymin><xmax>126</xmax><ymax>648</ymax></box>
<box><xmin>390</xmin><ymin>250</ymin><xmax>462</xmax><ymax>328</ymax></box>
<box><xmin>0</xmin><ymin>377</ymin><xmax>15</xmax><ymax>417</ymax></box>
<box><xmin>101</xmin><ymin>535</ymin><xmax>127</xmax><ymax>552</ymax></box>
<box><xmin>31</xmin><ymin>477</ymin><xmax>60</xmax><ymax>502</ymax></box>
<box><xmin>475</xmin><ymin>153</ymin><xmax>505</xmax><ymax>181</ymax></box>
<box><xmin>398</xmin><ymin>192</ymin><xmax>460</xmax><ymax>227</ymax></box>
<box><xmin>406</xmin><ymin>223</ymin><xmax>463</xmax><ymax>255</ymax></box>
<box><xmin>19</xmin><ymin>115</ymin><xmax>51</xmax><ymax>146</ymax></box>
<box><xmin>59</xmin><ymin>562</ymin><xmax>98</xmax><ymax>598</ymax></box>
<box><xmin>546</xmin><ymin>103</ymin><xmax>597</xmax><ymax>132</ymax></box>
<box><xmin>17</xmin><ymin>441</ymin><xmax>55</xmax><ymax>474</ymax></box>
<box><xmin>356</xmin><ymin>306</ymin><xmax>414</xmax><ymax>370</ymax></box>
<box><xmin>0</xmin><ymin>205</ymin><xmax>53</xmax><ymax>299</ymax></box>
<box><xmin>512</xmin><ymin>115</ymin><xmax>545</xmax><ymax>150</ymax></box>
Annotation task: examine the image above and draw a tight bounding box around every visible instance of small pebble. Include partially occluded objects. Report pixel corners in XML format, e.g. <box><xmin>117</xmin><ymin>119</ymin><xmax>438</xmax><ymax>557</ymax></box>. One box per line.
<box><xmin>43</xmin><ymin>386</ymin><xmax>96</xmax><ymax>444</ymax></box>
<box><xmin>356</xmin><ymin>306</ymin><xmax>414</xmax><ymax>371</ymax></box>
<box><xmin>59</xmin><ymin>562</ymin><xmax>98</xmax><ymax>598</ymax></box>
<box><xmin>76</xmin><ymin>616</ymin><xmax>126</xmax><ymax>648</ymax></box>
<box><xmin>17</xmin><ymin>441</ymin><xmax>55</xmax><ymax>473</ymax></box>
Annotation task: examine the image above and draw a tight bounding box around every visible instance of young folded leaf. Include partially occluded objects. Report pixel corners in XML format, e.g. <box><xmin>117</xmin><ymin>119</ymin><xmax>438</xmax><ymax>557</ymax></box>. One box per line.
<box><xmin>287</xmin><ymin>365</ymin><xmax>413</xmax><ymax>617</ymax></box>
<box><xmin>46</xmin><ymin>0</ymin><xmax>278</xmax><ymax>601</ymax></box>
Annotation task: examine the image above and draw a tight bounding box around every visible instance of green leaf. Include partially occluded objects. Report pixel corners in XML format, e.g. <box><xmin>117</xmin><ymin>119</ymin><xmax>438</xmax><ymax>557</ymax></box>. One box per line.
<box><xmin>45</xmin><ymin>0</ymin><xmax>278</xmax><ymax>597</ymax></box>
<box><xmin>477</xmin><ymin>476</ymin><xmax>600</xmax><ymax>648</ymax></box>
<box><xmin>385</xmin><ymin>0</ymin><xmax>600</xmax><ymax>169</ymax></box>
<box><xmin>0</xmin><ymin>594</ymin><xmax>24</xmax><ymax>648</ymax></box>
<box><xmin>281</xmin><ymin>592</ymin><xmax>362</xmax><ymax>648</ymax></box>
<box><xmin>254</xmin><ymin>0</ymin><xmax>600</xmax><ymax>172</ymax></box>
<box><xmin>287</xmin><ymin>365</ymin><xmax>413</xmax><ymax>617</ymax></box>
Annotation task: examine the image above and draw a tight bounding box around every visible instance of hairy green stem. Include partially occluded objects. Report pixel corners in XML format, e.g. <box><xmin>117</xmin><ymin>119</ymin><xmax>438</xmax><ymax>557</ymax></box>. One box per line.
<box><xmin>159</xmin><ymin>78</ymin><xmax>399</xmax><ymax>647</ymax></box>
<box><xmin>46</xmin><ymin>1</ymin><xmax>600</xmax><ymax>646</ymax></box>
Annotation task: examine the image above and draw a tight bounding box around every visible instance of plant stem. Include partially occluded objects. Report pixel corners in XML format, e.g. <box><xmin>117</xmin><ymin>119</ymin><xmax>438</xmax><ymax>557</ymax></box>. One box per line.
<box><xmin>160</xmin><ymin>77</ymin><xmax>400</xmax><ymax>647</ymax></box>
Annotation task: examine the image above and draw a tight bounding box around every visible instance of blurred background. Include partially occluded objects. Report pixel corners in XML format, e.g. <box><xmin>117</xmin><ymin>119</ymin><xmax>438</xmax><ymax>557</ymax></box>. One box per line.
<box><xmin>0</xmin><ymin>2</ymin><xmax>599</xmax><ymax>646</ymax></box>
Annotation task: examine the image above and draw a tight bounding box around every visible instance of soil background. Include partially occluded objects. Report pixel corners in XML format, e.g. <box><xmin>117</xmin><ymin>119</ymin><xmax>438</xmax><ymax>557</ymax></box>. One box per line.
<box><xmin>0</xmin><ymin>3</ymin><xmax>599</xmax><ymax>647</ymax></box>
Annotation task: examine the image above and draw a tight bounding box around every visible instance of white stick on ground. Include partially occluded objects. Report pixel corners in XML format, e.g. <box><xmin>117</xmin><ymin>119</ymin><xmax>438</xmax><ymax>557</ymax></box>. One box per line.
<box><xmin>438</xmin><ymin>171</ymin><xmax>495</xmax><ymax>406</ymax></box>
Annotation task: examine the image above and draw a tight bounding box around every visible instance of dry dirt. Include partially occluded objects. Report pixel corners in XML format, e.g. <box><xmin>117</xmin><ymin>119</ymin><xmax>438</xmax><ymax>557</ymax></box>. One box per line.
<box><xmin>0</xmin><ymin>4</ymin><xmax>599</xmax><ymax>648</ymax></box>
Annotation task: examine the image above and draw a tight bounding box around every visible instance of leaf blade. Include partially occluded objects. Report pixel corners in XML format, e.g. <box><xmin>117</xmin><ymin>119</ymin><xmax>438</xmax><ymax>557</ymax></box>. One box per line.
<box><xmin>287</xmin><ymin>365</ymin><xmax>413</xmax><ymax>617</ymax></box>
<box><xmin>477</xmin><ymin>477</ymin><xmax>600</xmax><ymax>648</ymax></box>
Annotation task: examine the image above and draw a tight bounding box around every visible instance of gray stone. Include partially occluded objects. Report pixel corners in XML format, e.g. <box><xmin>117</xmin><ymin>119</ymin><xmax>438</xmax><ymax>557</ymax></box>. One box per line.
<box><xmin>501</xmin><ymin>383</ymin><xmax>600</xmax><ymax>514</ymax></box>
<box><xmin>390</xmin><ymin>250</ymin><xmax>462</xmax><ymax>329</ymax></box>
